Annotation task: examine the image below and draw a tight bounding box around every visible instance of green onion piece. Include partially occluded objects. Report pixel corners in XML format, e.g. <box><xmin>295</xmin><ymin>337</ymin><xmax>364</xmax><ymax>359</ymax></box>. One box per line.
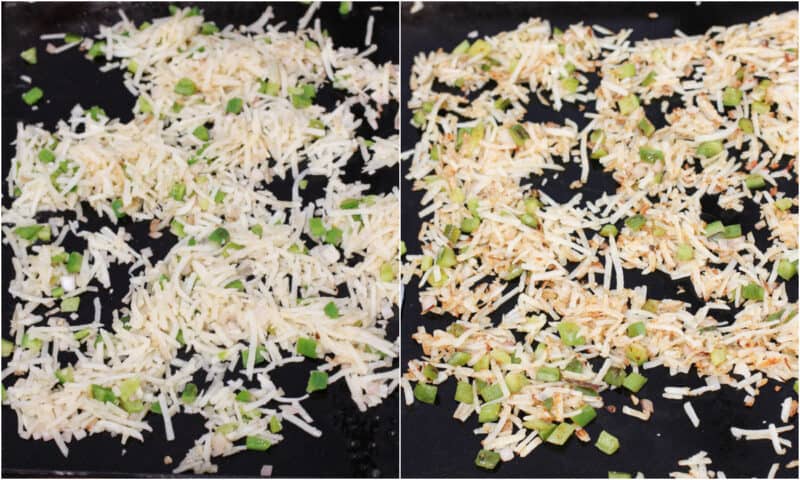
<box><xmin>626</xmin><ymin>321</ymin><xmax>646</xmax><ymax>338</ymax></box>
<box><xmin>226</xmin><ymin>97</ymin><xmax>243</xmax><ymax>114</ymax></box>
<box><xmin>617</xmin><ymin>94</ymin><xmax>639</xmax><ymax>115</ymax></box>
<box><xmin>170</xmin><ymin>220</ymin><xmax>186</xmax><ymax>239</ymax></box>
<box><xmin>625</xmin><ymin>342</ymin><xmax>649</xmax><ymax>365</ymax></box>
<box><xmin>246</xmin><ymin>435</ymin><xmax>272</xmax><ymax>451</ymax></box>
<box><xmin>509</xmin><ymin>124</ymin><xmax>530</xmax><ymax>147</ymax></box>
<box><xmin>55</xmin><ymin>366</ymin><xmax>74</xmax><ymax>384</ymax></box>
<box><xmin>697</xmin><ymin>140</ymin><xmax>723</xmax><ymax>158</ymax></box>
<box><xmin>480</xmin><ymin>383</ymin><xmax>503</xmax><ymax>402</ymax></box>
<box><xmin>20</xmin><ymin>47</ymin><xmax>37</xmax><ymax>64</ymax></box>
<box><xmin>120</xmin><ymin>398</ymin><xmax>145</xmax><ymax>413</ymax></box>
<box><xmin>212</xmin><ymin>190</ymin><xmax>226</xmax><ymax>205</ymax></box>
<box><xmin>609</xmin><ymin>472</ymin><xmax>632</xmax><ymax>478</ymax></box>
<box><xmin>38</xmin><ymin>148</ymin><xmax>56</xmax><ymax>164</ymax></box>
<box><xmin>74</xmin><ymin>329</ymin><xmax>91</xmax><ymax>342</ymax></box>
<box><xmin>603</xmin><ymin>367</ymin><xmax>627</xmax><ymax>387</ymax></box>
<box><xmin>474</xmin><ymin>449</ymin><xmax>501</xmax><ymax>470</ymax></box>
<box><xmin>572</xmin><ymin>405</ymin><xmax>597</xmax><ymax>427</ymax></box>
<box><xmin>546</xmin><ymin>422</ymin><xmax>575</xmax><ymax>446</ymax></box>
<box><xmin>519</xmin><ymin>213</ymin><xmax>538</xmax><ymax>228</ymax></box>
<box><xmin>259</xmin><ymin>80</ymin><xmax>280</xmax><ymax>96</ymax></box>
<box><xmin>640</xmin><ymin>71</ymin><xmax>656</xmax><ymax>87</ymax></box>
<box><xmin>536</xmin><ymin>366</ymin><xmax>561</xmax><ymax>383</ymax></box>
<box><xmin>208</xmin><ymin>227</ymin><xmax>230</xmax><ymax>246</ymax></box>
<box><xmin>429</xmin><ymin>144</ymin><xmax>440</xmax><ymax>161</ymax></box>
<box><xmin>741</xmin><ymin>282</ymin><xmax>764</xmax><ymax>301</ymax></box>
<box><xmin>622</xmin><ymin>372</ymin><xmax>647</xmax><ymax>392</ymax></box>
<box><xmin>722</xmin><ymin>87</ymin><xmax>742</xmax><ymax>107</ymax></box>
<box><xmin>324</xmin><ymin>301</ymin><xmax>340</xmax><ymax>319</ymax></box>
<box><xmin>778</xmin><ymin>259</ymin><xmax>798</xmax><ymax>281</ymax></box>
<box><xmin>775</xmin><ymin>198</ymin><xmax>793</xmax><ymax>211</ymax></box>
<box><xmin>479</xmin><ymin>403</ymin><xmax>502</xmax><ymax>423</ymax></box>
<box><xmin>200</xmin><ymin>22</ymin><xmax>219</xmax><ymax>35</ymax></box>
<box><xmin>704</xmin><ymin>221</ymin><xmax>725</xmax><ymax>237</ymax></box>
<box><xmin>490</xmin><ymin>350</ymin><xmax>511</xmax><ymax>365</ymax></box>
<box><xmin>738</xmin><ymin>118</ymin><xmax>754</xmax><ymax>134</ymax></box>
<box><xmin>289</xmin><ymin>84</ymin><xmax>316</xmax><ymax>109</ymax></box>
<box><xmin>241</xmin><ymin>346</ymin><xmax>267</xmax><ymax>366</ymax></box>
<box><xmin>269</xmin><ymin>415</ymin><xmax>283</xmax><ymax>433</ymax></box>
<box><xmin>192</xmin><ymin>125</ymin><xmax>209</xmax><ymax>141</ymax></box>
<box><xmin>64</xmin><ymin>33</ymin><xmax>82</xmax><ymax>44</ymax></box>
<box><xmin>175</xmin><ymin>328</ymin><xmax>185</xmax><ymax>346</ymax></box>
<box><xmin>722</xmin><ymin>224</ymin><xmax>742</xmax><ymax>239</ymax></box>
<box><xmin>60</xmin><ymin>296</ymin><xmax>80</xmax><ymax>313</ymax></box>
<box><xmin>591</xmin><ymin>148</ymin><xmax>608</xmax><ymax>159</ymax></box>
<box><xmin>595</xmin><ymin>430</ymin><xmax>620</xmax><ymax>455</ymax></box>
<box><xmin>600</xmin><ymin>224</ymin><xmax>618</xmax><ymax>238</ymax></box>
<box><xmin>88</xmin><ymin>41</ymin><xmax>106</xmax><ymax>59</ymax></box>
<box><xmin>181</xmin><ymin>383</ymin><xmax>198</xmax><ymax>403</ymax></box>
<box><xmin>22</xmin><ymin>87</ymin><xmax>44</xmax><ymax>105</ymax></box>
<box><xmin>751</xmin><ymin>101</ymin><xmax>770</xmax><ymax>114</ymax></box>
<box><xmin>235</xmin><ymin>390</ymin><xmax>252</xmax><ymax>402</ymax></box>
<box><xmin>2</xmin><ymin>339</ymin><xmax>15</xmax><ymax>357</ymax></box>
<box><xmin>565</xmin><ymin>359</ymin><xmax>583</xmax><ymax>373</ymax></box>
<box><xmin>638</xmin><ymin>117</ymin><xmax>655</xmax><ymax>137</ymax></box>
<box><xmin>339</xmin><ymin>1</ymin><xmax>353</xmax><ymax>15</ymax></box>
<box><xmin>676</xmin><ymin>243</ymin><xmax>694</xmax><ymax>261</ymax></box>
<box><xmin>448</xmin><ymin>351</ymin><xmax>471</xmax><ymax>367</ymax></box>
<box><xmin>504</xmin><ymin>373</ymin><xmax>529</xmax><ymax>394</ymax></box>
<box><xmin>379</xmin><ymin>261</ymin><xmax>396</xmax><ymax>282</ymax></box>
<box><xmin>614</xmin><ymin>62</ymin><xmax>636</xmax><ymax>79</ymax></box>
<box><xmin>340</xmin><ymin>198</ymin><xmax>360</xmax><ymax>210</ymax></box>
<box><xmin>413</xmin><ymin>382</ymin><xmax>436</xmax><ymax>404</ymax></box>
<box><xmin>444</xmin><ymin>224</ymin><xmax>461</xmax><ymax>244</ymax></box>
<box><xmin>225</xmin><ymin>279</ymin><xmax>244</xmax><ymax>291</ymax></box>
<box><xmin>118</xmin><ymin>377</ymin><xmax>140</xmax><ymax>399</ymax></box>
<box><xmin>524</xmin><ymin>196</ymin><xmax>542</xmax><ymax>214</ymax></box>
<box><xmin>454</xmin><ymin>381</ymin><xmax>473</xmax><ymax>404</ymax></box>
<box><xmin>745</xmin><ymin>174</ymin><xmax>765</xmax><ymax>190</ymax></box>
<box><xmin>639</xmin><ymin>147</ymin><xmax>664</xmax><ymax>163</ymax></box>
<box><xmin>625</xmin><ymin>215</ymin><xmax>646</xmax><ymax>231</ymax></box>
<box><xmin>561</xmin><ymin>76</ymin><xmax>579</xmax><ymax>94</ymax></box>
<box><xmin>467</xmin><ymin>39</ymin><xmax>491</xmax><ymax>57</ymax></box>
<box><xmin>175</xmin><ymin>77</ymin><xmax>197</xmax><ymax>96</ymax></box>
<box><xmin>710</xmin><ymin>347</ymin><xmax>727</xmax><ymax>366</ymax></box>
<box><xmin>65</xmin><ymin>251</ymin><xmax>83</xmax><ymax>273</ymax></box>
<box><xmin>91</xmin><ymin>384</ymin><xmax>117</xmax><ymax>404</ymax></box>
<box><xmin>494</xmin><ymin>98</ymin><xmax>511</xmax><ymax>110</ymax></box>
<box><xmin>460</xmin><ymin>215</ymin><xmax>481</xmax><ymax>234</ymax></box>
<box><xmin>473</xmin><ymin>355</ymin><xmax>490</xmax><ymax>371</ymax></box>
<box><xmin>324</xmin><ymin>227</ymin><xmax>342</xmax><ymax>246</ymax></box>
<box><xmin>309</xmin><ymin>217</ymin><xmax>326</xmax><ymax>237</ymax></box>
<box><xmin>421</xmin><ymin>364</ymin><xmax>438</xmax><ymax>381</ymax></box>
<box><xmin>21</xmin><ymin>333</ymin><xmax>42</xmax><ymax>353</ymax></box>
<box><xmin>452</xmin><ymin>39</ymin><xmax>470</xmax><ymax>55</ymax></box>
<box><xmin>558</xmin><ymin>321</ymin><xmax>585</xmax><ymax>346</ymax></box>
<box><xmin>170</xmin><ymin>182</ymin><xmax>186</xmax><ymax>201</ymax></box>
<box><xmin>14</xmin><ymin>224</ymin><xmax>45</xmax><ymax>241</ymax></box>
<box><xmin>523</xmin><ymin>419</ymin><xmax>556</xmax><ymax>440</ymax></box>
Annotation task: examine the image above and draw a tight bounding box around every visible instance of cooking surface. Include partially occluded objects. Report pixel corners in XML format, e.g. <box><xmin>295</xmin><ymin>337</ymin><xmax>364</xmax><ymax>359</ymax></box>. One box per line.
<box><xmin>400</xmin><ymin>2</ymin><xmax>798</xmax><ymax>478</ymax></box>
<box><xmin>1</xmin><ymin>2</ymin><xmax>399</xmax><ymax>477</ymax></box>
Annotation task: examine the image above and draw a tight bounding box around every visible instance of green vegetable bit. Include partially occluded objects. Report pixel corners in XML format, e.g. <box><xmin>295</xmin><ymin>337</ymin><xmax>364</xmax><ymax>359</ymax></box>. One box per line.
<box><xmin>638</xmin><ymin>146</ymin><xmax>663</xmax><ymax>164</ymax></box>
<box><xmin>738</xmin><ymin>118</ymin><xmax>754</xmax><ymax>134</ymax></box>
<box><xmin>536</xmin><ymin>366</ymin><xmax>561</xmax><ymax>383</ymax></box>
<box><xmin>413</xmin><ymin>382</ymin><xmax>437</xmax><ymax>404</ymax></box>
<box><xmin>200</xmin><ymin>22</ymin><xmax>219</xmax><ymax>35</ymax></box>
<box><xmin>622</xmin><ymin>372</ymin><xmax>647</xmax><ymax>392</ymax></box>
<box><xmin>638</xmin><ymin>117</ymin><xmax>655</xmax><ymax>137</ymax></box>
<box><xmin>676</xmin><ymin>243</ymin><xmax>694</xmax><ymax>261</ymax></box>
<box><xmin>60</xmin><ymin>296</ymin><xmax>80</xmax><ymax>313</ymax></box>
<box><xmin>625</xmin><ymin>342</ymin><xmax>648</xmax><ymax>365</ymax></box>
<box><xmin>66</xmin><ymin>252</ymin><xmax>83</xmax><ymax>273</ymax></box>
<box><xmin>20</xmin><ymin>47</ymin><xmax>37</xmax><ymax>64</ymax></box>
<box><xmin>777</xmin><ymin>259</ymin><xmax>797</xmax><ymax>281</ymax></box>
<box><xmin>324</xmin><ymin>301</ymin><xmax>340</xmax><ymax>319</ymax></box>
<box><xmin>595</xmin><ymin>430</ymin><xmax>620</xmax><ymax>455</ymax></box>
<box><xmin>2</xmin><ymin>339</ymin><xmax>14</xmax><ymax>357</ymax></box>
<box><xmin>696</xmin><ymin>140</ymin><xmax>723</xmax><ymax>158</ymax></box>
<box><xmin>208</xmin><ymin>227</ymin><xmax>230</xmax><ymax>246</ymax></box>
<box><xmin>55</xmin><ymin>366</ymin><xmax>74</xmax><ymax>384</ymax></box>
<box><xmin>546</xmin><ymin>422</ymin><xmax>575</xmax><ymax>446</ymax></box>
<box><xmin>600</xmin><ymin>224</ymin><xmax>618</xmax><ymax>238</ymax></box>
<box><xmin>91</xmin><ymin>384</ymin><xmax>117</xmax><ymax>404</ymax></box>
<box><xmin>722</xmin><ymin>224</ymin><xmax>742</xmax><ymax>239</ymax></box>
<box><xmin>22</xmin><ymin>87</ymin><xmax>44</xmax><ymax>105</ymax></box>
<box><xmin>741</xmin><ymin>282</ymin><xmax>764</xmax><ymax>301</ymax></box>
<box><xmin>226</xmin><ymin>97</ymin><xmax>243</xmax><ymax>114</ymax></box>
<box><xmin>558</xmin><ymin>321</ymin><xmax>585</xmax><ymax>346</ymax></box>
<box><xmin>617</xmin><ymin>94</ymin><xmax>639</xmax><ymax>115</ymax></box>
<box><xmin>474</xmin><ymin>449</ymin><xmax>501</xmax><ymax>470</ymax></box>
<box><xmin>324</xmin><ymin>227</ymin><xmax>342</xmax><ymax>246</ymax></box>
<box><xmin>603</xmin><ymin>367</ymin><xmax>627</xmax><ymax>387</ymax></box>
<box><xmin>745</xmin><ymin>174</ymin><xmax>765</xmax><ymax>190</ymax></box>
<box><xmin>626</xmin><ymin>321</ymin><xmax>646</xmax><ymax>338</ymax></box>
<box><xmin>614</xmin><ymin>62</ymin><xmax>636</xmax><ymax>79</ymax></box>
<box><xmin>269</xmin><ymin>415</ymin><xmax>283</xmax><ymax>433</ymax></box>
<box><xmin>509</xmin><ymin>124</ymin><xmax>530</xmax><ymax>147</ymax></box>
<box><xmin>722</xmin><ymin>87</ymin><xmax>742</xmax><ymax>107</ymax></box>
<box><xmin>192</xmin><ymin>125</ymin><xmax>209</xmax><ymax>141</ymax></box>
<box><xmin>181</xmin><ymin>383</ymin><xmax>198</xmax><ymax>403</ymax></box>
<box><xmin>454</xmin><ymin>381</ymin><xmax>473</xmax><ymax>404</ymax></box>
<box><xmin>478</xmin><ymin>403</ymin><xmax>501</xmax><ymax>423</ymax></box>
<box><xmin>572</xmin><ymin>405</ymin><xmax>597</xmax><ymax>427</ymax></box>
<box><xmin>296</xmin><ymin>337</ymin><xmax>317</xmax><ymax>359</ymax></box>
<box><xmin>246</xmin><ymin>435</ymin><xmax>272</xmax><ymax>451</ymax></box>
<box><xmin>640</xmin><ymin>71</ymin><xmax>656</xmax><ymax>87</ymax></box>
<box><xmin>625</xmin><ymin>215</ymin><xmax>646</xmax><ymax>231</ymax></box>
<box><xmin>704</xmin><ymin>221</ymin><xmax>725</xmax><ymax>237</ymax></box>
<box><xmin>561</xmin><ymin>76</ymin><xmax>579</xmax><ymax>94</ymax></box>
<box><xmin>339</xmin><ymin>1</ymin><xmax>352</xmax><ymax>15</ymax></box>
<box><xmin>174</xmin><ymin>77</ymin><xmax>198</xmax><ymax>96</ymax></box>
<box><xmin>775</xmin><ymin>198</ymin><xmax>793</xmax><ymax>211</ymax></box>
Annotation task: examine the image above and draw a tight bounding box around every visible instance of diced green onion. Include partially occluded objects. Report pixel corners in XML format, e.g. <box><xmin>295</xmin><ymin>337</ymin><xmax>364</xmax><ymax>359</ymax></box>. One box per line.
<box><xmin>14</xmin><ymin>224</ymin><xmax>46</xmax><ymax>241</ymax></box>
<box><xmin>741</xmin><ymin>282</ymin><xmax>764</xmax><ymax>301</ymax></box>
<box><xmin>225</xmin><ymin>97</ymin><xmax>243</xmax><ymax>114</ymax></box>
<box><xmin>269</xmin><ymin>415</ymin><xmax>282</xmax><ymax>433</ymax></box>
<box><xmin>474</xmin><ymin>449</ymin><xmax>501</xmax><ymax>470</ymax></box>
<box><xmin>448</xmin><ymin>351</ymin><xmax>471</xmax><ymax>367</ymax></box>
<box><xmin>546</xmin><ymin>422</ymin><xmax>575</xmax><ymax>446</ymax></box>
<box><xmin>595</xmin><ymin>430</ymin><xmax>620</xmax><ymax>455</ymax></box>
<box><xmin>170</xmin><ymin>182</ymin><xmax>186</xmax><ymax>201</ymax></box>
<box><xmin>64</xmin><ymin>33</ymin><xmax>82</xmax><ymax>44</ymax></box>
<box><xmin>235</xmin><ymin>390</ymin><xmax>252</xmax><ymax>402</ymax></box>
<box><xmin>422</xmin><ymin>364</ymin><xmax>438</xmax><ymax>381</ymax></box>
<box><xmin>778</xmin><ymin>259</ymin><xmax>798</xmax><ymax>281</ymax></box>
<box><xmin>20</xmin><ymin>47</ymin><xmax>37</xmax><ymax>64</ymax></box>
<box><xmin>200</xmin><ymin>22</ymin><xmax>219</xmax><ymax>35</ymax></box>
<box><xmin>289</xmin><ymin>84</ymin><xmax>316</xmax><ymax>109</ymax></box>
<box><xmin>561</xmin><ymin>76</ymin><xmax>579</xmax><ymax>94</ymax></box>
<box><xmin>87</xmin><ymin>41</ymin><xmax>106</xmax><ymax>59</ymax></box>
<box><xmin>639</xmin><ymin>146</ymin><xmax>663</xmax><ymax>164</ymax></box>
<box><xmin>60</xmin><ymin>296</ymin><xmax>80</xmax><ymax>313</ymax></box>
<box><xmin>557</xmin><ymin>321</ymin><xmax>585</xmax><ymax>346</ymax></box>
<box><xmin>324</xmin><ymin>227</ymin><xmax>342</xmax><ymax>246</ymax></box>
<box><xmin>192</xmin><ymin>125</ymin><xmax>209</xmax><ymax>141</ymax></box>
<box><xmin>39</xmin><ymin>148</ymin><xmax>56</xmax><ymax>163</ymax></box>
<box><xmin>600</xmin><ymin>224</ymin><xmax>618</xmax><ymax>238</ymax></box>
<box><xmin>625</xmin><ymin>215</ymin><xmax>646</xmax><ymax>232</ymax></box>
<box><xmin>626</xmin><ymin>321</ymin><xmax>646</xmax><ymax>338</ymax></box>
<box><xmin>181</xmin><ymin>383</ymin><xmax>198</xmax><ymax>403</ymax></box>
<box><xmin>480</xmin><ymin>383</ymin><xmax>503</xmax><ymax>402</ymax></box>
<box><xmin>379</xmin><ymin>262</ymin><xmax>396</xmax><ymax>282</ymax></box>
<box><xmin>614</xmin><ymin>62</ymin><xmax>636</xmax><ymax>79</ymax></box>
<box><xmin>324</xmin><ymin>301</ymin><xmax>340</xmax><ymax>319</ymax></box>
<box><xmin>565</xmin><ymin>359</ymin><xmax>583</xmax><ymax>373</ymax></box>
<box><xmin>437</xmin><ymin>247</ymin><xmax>457</xmax><ymax>269</ymax></box>
<box><xmin>91</xmin><ymin>384</ymin><xmax>117</xmax><ymax>404</ymax></box>
<box><xmin>536</xmin><ymin>366</ymin><xmax>561</xmax><ymax>383</ymax></box>
<box><xmin>676</xmin><ymin>243</ymin><xmax>694</xmax><ymax>261</ymax></box>
<box><xmin>479</xmin><ymin>403</ymin><xmax>501</xmax><ymax>423</ymax></box>
<box><xmin>704</xmin><ymin>221</ymin><xmax>725</xmax><ymax>237</ymax></box>
<box><xmin>519</xmin><ymin>213</ymin><xmax>538</xmax><ymax>228</ymax></box>
<box><xmin>722</xmin><ymin>224</ymin><xmax>742</xmax><ymax>239</ymax></box>
<box><xmin>751</xmin><ymin>101</ymin><xmax>770</xmax><ymax>114</ymax></box>
<box><xmin>490</xmin><ymin>350</ymin><xmax>511</xmax><ymax>365</ymax></box>
<box><xmin>241</xmin><ymin>345</ymin><xmax>267</xmax><ymax>366</ymax></box>
<box><xmin>452</xmin><ymin>40</ymin><xmax>470</xmax><ymax>55</ymax></box>
<box><xmin>65</xmin><ymin>251</ymin><xmax>83</xmax><ymax>273</ymax></box>
<box><xmin>722</xmin><ymin>87</ymin><xmax>742</xmax><ymax>107</ymax></box>
<box><xmin>259</xmin><ymin>80</ymin><xmax>280</xmax><ymax>96</ymax></box>
<box><xmin>509</xmin><ymin>124</ymin><xmax>530</xmax><ymax>147</ymax></box>
<box><xmin>21</xmin><ymin>86</ymin><xmax>44</xmax><ymax>106</ymax></box>
<box><xmin>603</xmin><ymin>367</ymin><xmax>627</xmax><ymax>387</ymax></box>
<box><xmin>208</xmin><ymin>227</ymin><xmax>230</xmax><ymax>246</ymax></box>
<box><xmin>454</xmin><ymin>381</ymin><xmax>473</xmax><ymax>404</ymax></box>
<box><xmin>118</xmin><ymin>377</ymin><xmax>140</xmax><ymax>399</ymax></box>
<box><xmin>246</xmin><ymin>435</ymin><xmax>272</xmax><ymax>451</ymax></box>
<box><xmin>775</xmin><ymin>198</ymin><xmax>793</xmax><ymax>211</ymax></box>
<box><xmin>309</xmin><ymin>217</ymin><xmax>326</xmax><ymax>237</ymax></box>
<box><xmin>338</xmin><ymin>1</ymin><xmax>352</xmax><ymax>15</ymax></box>
<box><xmin>74</xmin><ymin>329</ymin><xmax>91</xmax><ymax>342</ymax></box>
<box><xmin>625</xmin><ymin>342</ymin><xmax>648</xmax><ymax>365</ymax></box>
<box><xmin>697</xmin><ymin>140</ymin><xmax>723</xmax><ymax>158</ymax></box>
<box><xmin>738</xmin><ymin>118</ymin><xmax>754</xmax><ymax>134</ymax></box>
<box><xmin>523</xmin><ymin>418</ymin><xmax>556</xmax><ymax>440</ymax></box>
<box><xmin>2</xmin><ymin>339</ymin><xmax>14</xmax><ymax>357</ymax></box>
<box><xmin>225</xmin><ymin>279</ymin><xmax>244</xmax><ymax>291</ymax></box>
<box><xmin>413</xmin><ymin>382</ymin><xmax>436</xmax><ymax>404</ymax></box>
<box><xmin>609</xmin><ymin>472</ymin><xmax>632</xmax><ymax>478</ymax></box>
<box><xmin>504</xmin><ymin>373</ymin><xmax>529</xmax><ymax>394</ymax></box>
<box><xmin>55</xmin><ymin>366</ymin><xmax>74</xmax><ymax>384</ymax></box>
<box><xmin>638</xmin><ymin>117</ymin><xmax>655</xmax><ymax>137</ymax></box>
<box><xmin>745</xmin><ymin>174</ymin><xmax>765</xmax><ymax>190</ymax></box>
<box><xmin>640</xmin><ymin>71</ymin><xmax>656</xmax><ymax>87</ymax></box>
<box><xmin>622</xmin><ymin>372</ymin><xmax>647</xmax><ymax>392</ymax></box>
<box><xmin>174</xmin><ymin>78</ymin><xmax>197</xmax><ymax>96</ymax></box>
<box><xmin>572</xmin><ymin>405</ymin><xmax>597</xmax><ymax>427</ymax></box>
<box><xmin>460</xmin><ymin>216</ymin><xmax>481</xmax><ymax>234</ymax></box>
<box><xmin>617</xmin><ymin>94</ymin><xmax>639</xmax><ymax>115</ymax></box>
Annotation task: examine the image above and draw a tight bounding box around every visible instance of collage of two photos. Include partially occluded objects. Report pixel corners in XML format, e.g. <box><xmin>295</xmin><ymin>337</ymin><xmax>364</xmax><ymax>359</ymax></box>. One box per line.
<box><xmin>1</xmin><ymin>1</ymin><xmax>798</xmax><ymax>478</ymax></box>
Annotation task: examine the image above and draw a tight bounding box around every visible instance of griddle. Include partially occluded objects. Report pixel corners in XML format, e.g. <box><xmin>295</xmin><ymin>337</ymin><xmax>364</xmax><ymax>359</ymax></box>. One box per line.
<box><xmin>2</xmin><ymin>2</ymin><xmax>398</xmax><ymax>477</ymax></box>
<box><xmin>400</xmin><ymin>2</ymin><xmax>798</xmax><ymax>478</ymax></box>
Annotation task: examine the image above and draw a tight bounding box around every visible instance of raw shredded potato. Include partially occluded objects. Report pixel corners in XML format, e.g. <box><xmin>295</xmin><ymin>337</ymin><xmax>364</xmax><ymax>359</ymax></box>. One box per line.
<box><xmin>2</xmin><ymin>5</ymin><xmax>399</xmax><ymax>474</ymax></box>
<box><xmin>403</xmin><ymin>11</ymin><xmax>797</xmax><ymax>472</ymax></box>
